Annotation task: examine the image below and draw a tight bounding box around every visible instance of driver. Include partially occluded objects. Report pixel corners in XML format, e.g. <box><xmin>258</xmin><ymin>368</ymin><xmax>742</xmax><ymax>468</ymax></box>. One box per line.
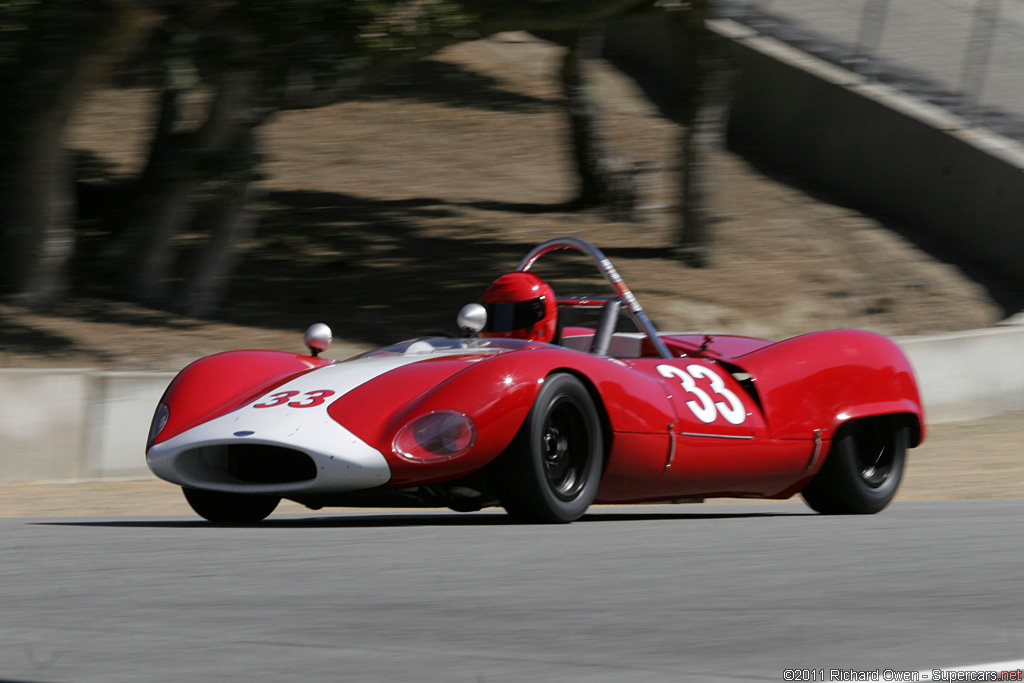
<box><xmin>480</xmin><ymin>271</ymin><xmax>558</xmax><ymax>343</ymax></box>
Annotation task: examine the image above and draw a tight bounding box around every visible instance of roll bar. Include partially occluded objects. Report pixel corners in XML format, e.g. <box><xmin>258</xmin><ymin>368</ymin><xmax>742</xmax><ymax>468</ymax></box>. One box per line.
<box><xmin>516</xmin><ymin>237</ymin><xmax>673</xmax><ymax>359</ymax></box>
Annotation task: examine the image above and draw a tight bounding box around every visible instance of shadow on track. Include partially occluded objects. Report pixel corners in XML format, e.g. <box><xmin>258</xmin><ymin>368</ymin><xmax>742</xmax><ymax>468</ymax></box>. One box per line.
<box><xmin>33</xmin><ymin>508</ymin><xmax>811</xmax><ymax>529</ymax></box>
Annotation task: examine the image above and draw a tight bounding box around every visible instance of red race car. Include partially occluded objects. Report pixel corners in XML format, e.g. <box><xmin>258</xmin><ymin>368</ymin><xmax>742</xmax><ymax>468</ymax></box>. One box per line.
<box><xmin>146</xmin><ymin>237</ymin><xmax>925</xmax><ymax>523</ymax></box>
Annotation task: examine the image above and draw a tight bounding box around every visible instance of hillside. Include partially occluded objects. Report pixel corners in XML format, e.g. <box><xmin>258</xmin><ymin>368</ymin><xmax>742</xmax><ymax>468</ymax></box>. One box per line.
<box><xmin>0</xmin><ymin>32</ymin><xmax>1008</xmax><ymax>372</ymax></box>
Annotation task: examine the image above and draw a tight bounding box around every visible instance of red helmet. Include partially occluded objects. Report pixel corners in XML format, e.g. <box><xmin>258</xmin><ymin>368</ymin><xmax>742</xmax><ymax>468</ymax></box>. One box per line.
<box><xmin>481</xmin><ymin>272</ymin><xmax>557</xmax><ymax>343</ymax></box>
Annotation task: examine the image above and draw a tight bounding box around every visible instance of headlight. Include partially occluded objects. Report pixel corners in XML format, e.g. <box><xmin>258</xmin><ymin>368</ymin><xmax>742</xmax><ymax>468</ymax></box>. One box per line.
<box><xmin>393</xmin><ymin>411</ymin><xmax>476</xmax><ymax>463</ymax></box>
<box><xmin>148</xmin><ymin>403</ymin><xmax>170</xmax><ymax>448</ymax></box>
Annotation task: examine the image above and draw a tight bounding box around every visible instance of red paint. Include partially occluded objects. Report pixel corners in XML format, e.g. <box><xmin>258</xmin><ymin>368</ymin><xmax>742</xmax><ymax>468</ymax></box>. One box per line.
<box><xmin>151</xmin><ymin>350</ymin><xmax>328</xmax><ymax>446</ymax></box>
<box><xmin>151</xmin><ymin>328</ymin><xmax>924</xmax><ymax>503</ymax></box>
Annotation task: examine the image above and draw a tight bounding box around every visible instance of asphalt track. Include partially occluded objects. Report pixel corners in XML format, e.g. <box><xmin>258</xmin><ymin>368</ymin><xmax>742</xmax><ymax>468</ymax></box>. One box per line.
<box><xmin>1</xmin><ymin>501</ymin><xmax>1023</xmax><ymax>683</ymax></box>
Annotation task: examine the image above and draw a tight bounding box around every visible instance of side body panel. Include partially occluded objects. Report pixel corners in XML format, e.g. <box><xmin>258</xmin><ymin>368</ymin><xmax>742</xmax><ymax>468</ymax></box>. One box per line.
<box><xmin>596</xmin><ymin>357</ymin><xmax>815</xmax><ymax>502</ymax></box>
<box><xmin>335</xmin><ymin>347</ymin><xmax>681</xmax><ymax>488</ymax></box>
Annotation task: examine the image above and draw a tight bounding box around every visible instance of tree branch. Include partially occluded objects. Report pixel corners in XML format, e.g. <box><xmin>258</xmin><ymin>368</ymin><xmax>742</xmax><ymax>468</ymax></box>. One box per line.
<box><xmin>470</xmin><ymin>0</ymin><xmax>652</xmax><ymax>34</ymax></box>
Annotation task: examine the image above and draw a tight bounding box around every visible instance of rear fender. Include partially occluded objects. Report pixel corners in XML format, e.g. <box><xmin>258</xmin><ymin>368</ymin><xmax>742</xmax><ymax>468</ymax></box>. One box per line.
<box><xmin>738</xmin><ymin>330</ymin><xmax>925</xmax><ymax>445</ymax></box>
<box><xmin>833</xmin><ymin>403</ymin><xmax>923</xmax><ymax>448</ymax></box>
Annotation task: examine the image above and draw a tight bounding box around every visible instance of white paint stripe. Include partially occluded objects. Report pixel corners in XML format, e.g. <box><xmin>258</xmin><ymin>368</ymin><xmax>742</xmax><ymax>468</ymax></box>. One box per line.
<box><xmin>147</xmin><ymin>344</ymin><xmax>504</xmax><ymax>493</ymax></box>
<box><xmin>147</xmin><ymin>353</ymin><xmax>441</xmax><ymax>493</ymax></box>
<box><xmin>919</xmin><ymin>660</ymin><xmax>1024</xmax><ymax>680</ymax></box>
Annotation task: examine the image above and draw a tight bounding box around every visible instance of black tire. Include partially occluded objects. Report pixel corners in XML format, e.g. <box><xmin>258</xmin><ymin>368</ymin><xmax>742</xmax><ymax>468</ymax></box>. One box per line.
<box><xmin>801</xmin><ymin>416</ymin><xmax>909</xmax><ymax>515</ymax></box>
<box><xmin>496</xmin><ymin>373</ymin><xmax>604</xmax><ymax>523</ymax></box>
<box><xmin>182</xmin><ymin>487</ymin><xmax>280</xmax><ymax>523</ymax></box>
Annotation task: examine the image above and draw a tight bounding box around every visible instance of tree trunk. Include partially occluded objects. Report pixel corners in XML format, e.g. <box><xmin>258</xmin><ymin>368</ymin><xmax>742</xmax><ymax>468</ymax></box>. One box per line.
<box><xmin>561</xmin><ymin>25</ymin><xmax>639</xmax><ymax>220</ymax></box>
<box><xmin>132</xmin><ymin>179</ymin><xmax>201</xmax><ymax>305</ymax></box>
<box><xmin>562</xmin><ymin>26</ymin><xmax>609</xmax><ymax>207</ymax></box>
<box><xmin>0</xmin><ymin>120</ymin><xmax>76</xmax><ymax>306</ymax></box>
<box><xmin>672</xmin><ymin>2</ymin><xmax>733</xmax><ymax>266</ymax></box>
<box><xmin>125</xmin><ymin>69</ymin><xmax>260</xmax><ymax>306</ymax></box>
<box><xmin>181</xmin><ymin>131</ymin><xmax>260</xmax><ymax>317</ymax></box>
<box><xmin>0</xmin><ymin>1</ymin><xmax>156</xmax><ymax>306</ymax></box>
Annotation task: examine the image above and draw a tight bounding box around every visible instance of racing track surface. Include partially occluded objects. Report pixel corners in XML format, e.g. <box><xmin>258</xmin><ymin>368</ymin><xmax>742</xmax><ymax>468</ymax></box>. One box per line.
<box><xmin>2</xmin><ymin>501</ymin><xmax>1023</xmax><ymax>683</ymax></box>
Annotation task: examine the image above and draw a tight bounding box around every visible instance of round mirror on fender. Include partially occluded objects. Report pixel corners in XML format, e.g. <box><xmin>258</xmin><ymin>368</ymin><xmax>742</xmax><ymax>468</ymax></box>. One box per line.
<box><xmin>457</xmin><ymin>304</ymin><xmax>487</xmax><ymax>337</ymax></box>
<box><xmin>304</xmin><ymin>323</ymin><xmax>332</xmax><ymax>357</ymax></box>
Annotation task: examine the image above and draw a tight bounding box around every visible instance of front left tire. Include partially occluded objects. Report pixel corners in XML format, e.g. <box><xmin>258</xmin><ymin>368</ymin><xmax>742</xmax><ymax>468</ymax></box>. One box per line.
<box><xmin>496</xmin><ymin>373</ymin><xmax>604</xmax><ymax>523</ymax></box>
<box><xmin>182</xmin><ymin>487</ymin><xmax>280</xmax><ymax>523</ymax></box>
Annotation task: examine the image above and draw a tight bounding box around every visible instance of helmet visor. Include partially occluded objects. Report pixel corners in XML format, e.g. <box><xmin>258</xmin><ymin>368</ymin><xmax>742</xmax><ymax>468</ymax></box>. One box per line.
<box><xmin>484</xmin><ymin>297</ymin><xmax>546</xmax><ymax>333</ymax></box>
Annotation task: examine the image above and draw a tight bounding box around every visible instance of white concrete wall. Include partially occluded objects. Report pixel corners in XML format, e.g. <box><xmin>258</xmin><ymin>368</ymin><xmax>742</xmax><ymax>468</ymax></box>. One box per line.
<box><xmin>0</xmin><ymin>369</ymin><xmax>92</xmax><ymax>481</ymax></box>
<box><xmin>603</xmin><ymin>17</ymin><xmax>1024</xmax><ymax>291</ymax></box>
<box><xmin>0</xmin><ymin>370</ymin><xmax>173</xmax><ymax>482</ymax></box>
<box><xmin>723</xmin><ymin>21</ymin><xmax>1024</xmax><ymax>291</ymax></box>
<box><xmin>898</xmin><ymin>325</ymin><xmax>1024</xmax><ymax>424</ymax></box>
<box><xmin>0</xmin><ymin>325</ymin><xmax>1022</xmax><ymax>482</ymax></box>
<box><xmin>82</xmin><ymin>372</ymin><xmax>176</xmax><ymax>479</ymax></box>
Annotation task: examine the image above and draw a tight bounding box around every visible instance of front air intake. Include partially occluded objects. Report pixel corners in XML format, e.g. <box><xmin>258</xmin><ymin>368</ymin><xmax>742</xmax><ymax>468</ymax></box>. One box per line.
<box><xmin>178</xmin><ymin>444</ymin><xmax>318</xmax><ymax>486</ymax></box>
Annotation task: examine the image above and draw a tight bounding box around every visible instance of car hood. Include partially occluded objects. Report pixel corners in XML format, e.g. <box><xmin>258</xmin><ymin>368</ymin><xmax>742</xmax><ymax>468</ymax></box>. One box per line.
<box><xmin>146</xmin><ymin>339</ymin><xmax>546</xmax><ymax>494</ymax></box>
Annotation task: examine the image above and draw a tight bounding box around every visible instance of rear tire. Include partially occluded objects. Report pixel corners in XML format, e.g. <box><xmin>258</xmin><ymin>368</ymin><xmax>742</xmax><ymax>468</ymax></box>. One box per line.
<box><xmin>182</xmin><ymin>487</ymin><xmax>280</xmax><ymax>523</ymax></box>
<box><xmin>496</xmin><ymin>373</ymin><xmax>603</xmax><ymax>523</ymax></box>
<box><xmin>801</xmin><ymin>416</ymin><xmax>908</xmax><ymax>515</ymax></box>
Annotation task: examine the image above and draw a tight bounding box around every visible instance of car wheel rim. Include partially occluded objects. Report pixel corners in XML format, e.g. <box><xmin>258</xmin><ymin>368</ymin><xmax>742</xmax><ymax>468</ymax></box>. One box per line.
<box><xmin>856</xmin><ymin>422</ymin><xmax>896</xmax><ymax>488</ymax></box>
<box><xmin>541</xmin><ymin>400</ymin><xmax>590</xmax><ymax>500</ymax></box>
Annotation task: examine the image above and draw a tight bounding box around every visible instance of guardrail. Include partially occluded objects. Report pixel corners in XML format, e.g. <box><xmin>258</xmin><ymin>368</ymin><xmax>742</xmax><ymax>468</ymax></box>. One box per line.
<box><xmin>1</xmin><ymin>324</ymin><xmax>1021</xmax><ymax>483</ymax></box>
<box><xmin>898</xmin><ymin>324</ymin><xmax>1024</xmax><ymax>423</ymax></box>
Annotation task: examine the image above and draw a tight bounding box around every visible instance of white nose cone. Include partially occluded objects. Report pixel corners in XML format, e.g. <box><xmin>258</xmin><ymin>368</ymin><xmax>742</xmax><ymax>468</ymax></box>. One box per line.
<box><xmin>457</xmin><ymin>303</ymin><xmax>487</xmax><ymax>335</ymax></box>
<box><xmin>304</xmin><ymin>323</ymin><xmax>332</xmax><ymax>356</ymax></box>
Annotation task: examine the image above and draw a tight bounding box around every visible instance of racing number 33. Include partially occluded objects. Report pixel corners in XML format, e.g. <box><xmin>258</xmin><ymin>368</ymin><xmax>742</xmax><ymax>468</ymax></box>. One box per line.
<box><xmin>254</xmin><ymin>390</ymin><xmax>335</xmax><ymax>409</ymax></box>
<box><xmin>656</xmin><ymin>364</ymin><xmax>746</xmax><ymax>425</ymax></box>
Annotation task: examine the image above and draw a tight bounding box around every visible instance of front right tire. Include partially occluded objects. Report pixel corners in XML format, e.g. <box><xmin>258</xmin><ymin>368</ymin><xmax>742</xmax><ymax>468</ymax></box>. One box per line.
<box><xmin>182</xmin><ymin>487</ymin><xmax>280</xmax><ymax>523</ymax></box>
<box><xmin>801</xmin><ymin>416</ymin><xmax>909</xmax><ymax>515</ymax></box>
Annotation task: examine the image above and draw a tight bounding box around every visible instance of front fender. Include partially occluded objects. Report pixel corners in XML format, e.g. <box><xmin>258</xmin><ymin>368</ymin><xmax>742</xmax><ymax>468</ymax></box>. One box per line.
<box><xmin>150</xmin><ymin>350</ymin><xmax>330</xmax><ymax>449</ymax></box>
<box><xmin>336</xmin><ymin>347</ymin><xmax>677</xmax><ymax>488</ymax></box>
<box><xmin>325</xmin><ymin>351</ymin><xmax>541</xmax><ymax>487</ymax></box>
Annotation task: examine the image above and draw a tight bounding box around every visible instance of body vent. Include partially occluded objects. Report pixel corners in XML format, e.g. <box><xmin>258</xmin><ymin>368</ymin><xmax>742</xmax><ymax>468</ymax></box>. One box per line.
<box><xmin>179</xmin><ymin>444</ymin><xmax>317</xmax><ymax>486</ymax></box>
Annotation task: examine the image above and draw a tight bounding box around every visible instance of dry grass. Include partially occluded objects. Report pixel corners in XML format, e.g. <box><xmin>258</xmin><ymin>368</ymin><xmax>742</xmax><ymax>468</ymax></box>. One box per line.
<box><xmin>2</xmin><ymin>33</ymin><xmax>1005</xmax><ymax>372</ymax></box>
